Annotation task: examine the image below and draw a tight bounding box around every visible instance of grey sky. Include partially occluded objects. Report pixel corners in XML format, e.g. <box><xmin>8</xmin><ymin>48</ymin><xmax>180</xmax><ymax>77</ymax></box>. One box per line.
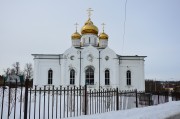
<box><xmin>0</xmin><ymin>0</ymin><xmax>179</xmax><ymax>81</ymax></box>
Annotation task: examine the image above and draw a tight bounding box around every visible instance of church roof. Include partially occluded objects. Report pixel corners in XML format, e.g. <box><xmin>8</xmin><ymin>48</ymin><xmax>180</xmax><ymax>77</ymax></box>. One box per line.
<box><xmin>32</xmin><ymin>54</ymin><xmax>63</xmax><ymax>59</ymax></box>
<box><xmin>32</xmin><ymin>54</ymin><xmax>62</xmax><ymax>56</ymax></box>
<box><xmin>117</xmin><ymin>55</ymin><xmax>147</xmax><ymax>60</ymax></box>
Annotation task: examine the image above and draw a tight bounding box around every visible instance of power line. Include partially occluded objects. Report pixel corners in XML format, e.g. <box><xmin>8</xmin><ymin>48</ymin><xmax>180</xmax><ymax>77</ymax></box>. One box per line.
<box><xmin>122</xmin><ymin>0</ymin><xmax>128</xmax><ymax>54</ymax></box>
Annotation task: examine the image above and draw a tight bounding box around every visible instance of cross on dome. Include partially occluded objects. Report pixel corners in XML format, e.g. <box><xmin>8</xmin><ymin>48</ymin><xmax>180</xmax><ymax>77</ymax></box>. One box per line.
<box><xmin>101</xmin><ymin>23</ymin><xmax>105</xmax><ymax>32</ymax></box>
<box><xmin>87</xmin><ymin>8</ymin><xmax>93</xmax><ymax>19</ymax></box>
<box><xmin>71</xmin><ymin>22</ymin><xmax>81</xmax><ymax>40</ymax></box>
<box><xmin>81</xmin><ymin>8</ymin><xmax>98</xmax><ymax>35</ymax></box>
<box><xmin>74</xmin><ymin>22</ymin><xmax>78</xmax><ymax>32</ymax></box>
<box><xmin>99</xmin><ymin>23</ymin><xmax>108</xmax><ymax>40</ymax></box>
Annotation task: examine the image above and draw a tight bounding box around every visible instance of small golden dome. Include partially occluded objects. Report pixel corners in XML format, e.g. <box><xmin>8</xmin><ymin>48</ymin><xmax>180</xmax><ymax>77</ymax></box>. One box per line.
<box><xmin>71</xmin><ymin>32</ymin><xmax>81</xmax><ymax>39</ymax></box>
<box><xmin>81</xmin><ymin>18</ymin><xmax>99</xmax><ymax>35</ymax></box>
<box><xmin>99</xmin><ymin>32</ymin><xmax>108</xmax><ymax>40</ymax></box>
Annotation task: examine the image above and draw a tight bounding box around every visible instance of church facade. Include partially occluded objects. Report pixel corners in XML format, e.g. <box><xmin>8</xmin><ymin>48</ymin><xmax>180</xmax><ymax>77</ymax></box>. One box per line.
<box><xmin>32</xmin><ymin>11</ymin><xmax>146</xmax><ymax>91</ymax></box>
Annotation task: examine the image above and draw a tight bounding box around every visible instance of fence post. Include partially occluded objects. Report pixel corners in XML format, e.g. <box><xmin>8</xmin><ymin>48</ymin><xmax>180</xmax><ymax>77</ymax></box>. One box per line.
<box><xmin>1</xmin><ymin>76</ymin><xmax>6</xmax><ymax>119</ymax></box>
<box><xmin>148</xmin><ymin>94</ymin><xmax>151</xmax><ymax>106</ymax></box>
<box><xmin>135</xmin><ymin>89</ymin><xmax>138</xmax><ymax>108</ymax></box>
<box><xmin>116</xmin><ymin>88</ymin><xmax>119</xmax><ymax>110</ymax></box>
<box><xmin>158</xmin><ymin>91</ymin><xmax>159</xmax><ymax>104</ymax></box>
<box><xmin>165</xmin><ymin>91</ymin><xmax>169</xmax><ymax>102</ymax></box>
<box><xmin>24</xmin><ymin>79</ymin><xmax>29</xmax><ymax>119</ymax></box>
<box><xmin>8</xmin><ymin>82</ymin><xmax>11</xmax><ymax>118</ymax></box>
<box><xmin>173</xmin><ymin>91</ymin><xmax>176</xmax><ymax>101</ymax></box>
<box><xmin>84</xmin><ymin>85</ymin><xmax>87</xmax><ymax>115</ymax></box>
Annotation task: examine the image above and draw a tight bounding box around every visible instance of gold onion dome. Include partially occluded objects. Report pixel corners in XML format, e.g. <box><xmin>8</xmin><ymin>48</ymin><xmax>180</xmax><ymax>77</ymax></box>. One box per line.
<box><xmin>81</xmin><ymin>18</ymin><xmax>99</xmax><ymax>35</ymax></box>
<box><xmin>71</xmin><ymin>32</ymin><xmax>81</xmax><ymax>40</ymax></box>
<box><xmin>99</xmin><ymin>32</ymin><xmax>108</xmax><ymax>40</ymax></box>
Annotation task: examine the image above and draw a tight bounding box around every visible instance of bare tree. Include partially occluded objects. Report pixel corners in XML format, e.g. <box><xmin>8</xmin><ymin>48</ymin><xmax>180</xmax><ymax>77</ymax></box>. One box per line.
<box><xmin>4</xmin><ymin>68</ymin><xmax>11</xmax><ymax>76</ymax></box>
<box><xmin>24</xmin><ymin>63</ymin><xmax>33</xmax><ymax>79</ymax></box>
<box><xmin>12</xmin><ymin>62</ymin><xmax>20</xmax><ymax>75</ymax></box>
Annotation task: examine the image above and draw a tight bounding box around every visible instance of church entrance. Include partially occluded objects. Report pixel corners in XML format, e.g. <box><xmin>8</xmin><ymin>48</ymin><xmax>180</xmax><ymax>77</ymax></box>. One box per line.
<box><xmin>85</xmin><ymin>67</ymin><xmax>94</xmax><ymax>85</ymax></box>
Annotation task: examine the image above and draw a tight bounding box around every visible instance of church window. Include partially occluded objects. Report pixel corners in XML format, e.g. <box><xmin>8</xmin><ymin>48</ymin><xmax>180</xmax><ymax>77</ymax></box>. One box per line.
<box><xmin>85</xmin><ymin>67</ymin><xmax>94</xmax><ymax>85</ymax></box>
<box><xmin>70</xmin><ymin>69</ymin><xmax>75</xmax><ymax>84</ymax></box>
<box><xmin>48</xmin><ymin>69</ymin><xmax>53</xmax><ymax>84</ymax></box>
<box><xmin>105</xmin><ymin>70</ymin><xmax>110</xmax><ymax>85</ymax></box>
<box><xmin>127</xmin><ymin>70</ymin><xmax>131</xmax><ymax>85</ymax></box>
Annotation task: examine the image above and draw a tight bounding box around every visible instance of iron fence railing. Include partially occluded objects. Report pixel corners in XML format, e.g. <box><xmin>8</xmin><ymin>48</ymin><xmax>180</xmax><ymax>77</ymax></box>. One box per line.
<box><xmin>0</xmin><ymin>79</ymin><xmax>180</xmax><ymax>119</ymax></box>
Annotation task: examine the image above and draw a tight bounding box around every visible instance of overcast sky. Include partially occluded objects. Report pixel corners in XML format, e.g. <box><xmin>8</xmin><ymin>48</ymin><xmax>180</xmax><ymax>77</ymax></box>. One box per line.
<box><xmin>0</xmin><ymin>0</ymin><xmax>179</xmax><ymax>81</ymax></box>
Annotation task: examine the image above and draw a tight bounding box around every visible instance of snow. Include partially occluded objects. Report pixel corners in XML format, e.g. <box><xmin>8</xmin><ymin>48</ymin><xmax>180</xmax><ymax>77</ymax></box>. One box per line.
<box><xmin>61</xmin><ymin>101</ymin><xmax>180</xmax><ymax>119</ymax></box>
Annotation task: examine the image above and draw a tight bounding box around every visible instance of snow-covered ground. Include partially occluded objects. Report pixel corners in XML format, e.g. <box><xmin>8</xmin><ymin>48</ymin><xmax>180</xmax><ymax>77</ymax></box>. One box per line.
<box><xmin>62</xmin><ymin>101</ymin><xmax>180</xmax><ymax>119</ymax></box>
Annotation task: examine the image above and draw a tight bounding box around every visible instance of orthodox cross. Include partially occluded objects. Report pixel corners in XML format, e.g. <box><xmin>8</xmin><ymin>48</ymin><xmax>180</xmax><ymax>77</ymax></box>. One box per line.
<box><xmin>87</xmin><ymin>8</ymin><xmax>93</xmax><ymax>19</ymax></box>
<box><xmin>102</xmin><ymin>23</ymin><xmax>105</xmax><ymax>32</ymax></box>
<box><xmin>74</xmin><ymin>22</ymin><xmax>78</xmax><ymax>32</ymax></box>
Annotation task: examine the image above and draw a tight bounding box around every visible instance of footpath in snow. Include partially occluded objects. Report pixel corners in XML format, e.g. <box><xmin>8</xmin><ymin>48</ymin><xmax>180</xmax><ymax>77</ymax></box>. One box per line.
<box><xmin>61</xmin><ymin>101</ymin><xmax>180</xmax><ymax>119</ymax></box>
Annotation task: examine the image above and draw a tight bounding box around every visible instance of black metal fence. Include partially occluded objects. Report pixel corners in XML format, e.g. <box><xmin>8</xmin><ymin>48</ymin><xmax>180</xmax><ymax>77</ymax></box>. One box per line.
<box><xmin>0</xmin><ymin>80</ymin><xmax>180</xmax><ymax>119</ymax></box>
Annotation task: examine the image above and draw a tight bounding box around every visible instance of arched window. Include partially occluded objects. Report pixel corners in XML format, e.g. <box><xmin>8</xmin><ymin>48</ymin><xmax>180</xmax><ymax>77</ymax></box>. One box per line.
<box><xmin>105</xmin><ymin>70</ymin><xmax>110</xmax><ymax>85</ymax></box>
<box><xmin>70</xmin><ymin>69</ymin><xmax>75</xmax><ymax>85</ymax></box>
<box><xmin>127</xmin><ymin>70</ymin><xmax>131</xmax><ymax>85</ymax></box>
<box><xmin>48</xmin><ymin>69</ymin><xmax>53</xmax><ymax>84</ymax></box>
<box><xmin>85</xmin><ymin>67</ymin><xmax>94</xmax><ymax>85</ymax></box>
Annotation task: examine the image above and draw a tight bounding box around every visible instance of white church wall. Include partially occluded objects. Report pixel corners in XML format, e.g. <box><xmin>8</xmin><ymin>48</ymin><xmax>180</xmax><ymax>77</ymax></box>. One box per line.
<box><xmin>33</xmin><ymin>55</ymin><xmax>60</xmax><ymax>86</ymax></box>
<box><xmin>33</xmin><ymin>58</ymin><xmax>39</xmax><ymax>86</ymax></box>
<box><xmin>81</xmin><ymin>45</ymin><xmax>99</xmax><ymax>88</ymax></box>
<box><xmin>33</xmin><ymin>53</ymin><xmax>145</xmax><ymax>91</ymax></box>
<box><xmin>32</xmin><ymin>47</ymin><xmax>145</xmax><ymax>91</ymax></box>
<box><xmin>119</xmin><ymin>57</ymin><xmax>145</xmax><ymax>91</ymax></box>
<box><xmin>34</xmin><ymin>59</ymin><xmax>61</xmax><ymax>86</ymax></box>
<box><xmin>100</xmin><ymin>47</ymin><xmax>119</xmax><ymax>88</ymax></box>
<box><xmin>62</xmin><ymin>47</ymin><xmax>87</xmax><ymax>87</ymax></box>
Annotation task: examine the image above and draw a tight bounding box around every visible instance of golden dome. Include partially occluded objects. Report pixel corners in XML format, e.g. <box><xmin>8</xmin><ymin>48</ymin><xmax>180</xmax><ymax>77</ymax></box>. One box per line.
<box><xmin>99</xmin><ymin>32</ymin><xmax>108</xmax><ymax>40</ymax></box>
<box><xmin>81</xmin><ymin>18</ymin><xmax>99</xmax><ymax>35</ymax></box>
<box><xmin>71</xmin><ymin>32</ymin><xmax>81</xmax><ymax>39</ymax></box>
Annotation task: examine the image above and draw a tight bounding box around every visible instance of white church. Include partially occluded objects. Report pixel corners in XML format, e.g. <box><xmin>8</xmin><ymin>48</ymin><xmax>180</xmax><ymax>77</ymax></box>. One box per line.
<box><xmin>32</xmin><ymin>9</ymin><xmax>146</xmax><ymax>91</ymax></box>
